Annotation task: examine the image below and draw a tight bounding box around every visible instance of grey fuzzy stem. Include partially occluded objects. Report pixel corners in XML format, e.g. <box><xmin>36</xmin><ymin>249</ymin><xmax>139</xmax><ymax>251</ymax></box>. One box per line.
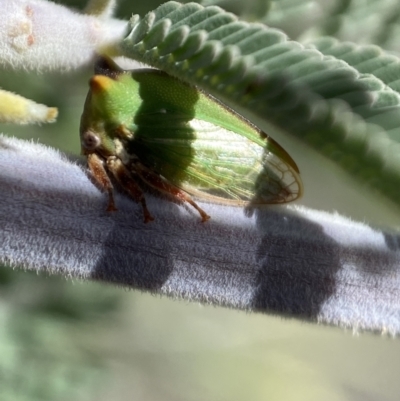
<box><xmin>1</xmin><ymin>135</ymin><xmax>400</xmax><ymax>335</ymax></box>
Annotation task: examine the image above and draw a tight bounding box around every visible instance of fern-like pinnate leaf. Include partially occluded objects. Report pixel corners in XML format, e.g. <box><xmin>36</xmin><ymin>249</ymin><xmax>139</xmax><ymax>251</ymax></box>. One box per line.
<box><xmin>119</xmin><ymin>1</ymin><xmax>400</xmax><ymax>214</ymax></box>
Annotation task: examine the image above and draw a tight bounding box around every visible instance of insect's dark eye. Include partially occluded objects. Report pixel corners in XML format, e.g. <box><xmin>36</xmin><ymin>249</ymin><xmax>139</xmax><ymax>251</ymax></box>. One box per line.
<box><xmin>82</xmin><ymin>131</ymin><xmax>101</xmax><ymax>150</ymax></box>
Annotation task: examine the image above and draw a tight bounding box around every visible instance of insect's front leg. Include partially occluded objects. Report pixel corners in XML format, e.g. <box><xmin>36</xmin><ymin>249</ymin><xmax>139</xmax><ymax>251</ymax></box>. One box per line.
<box><xmin>134</xmin><ymin>161</ymin><xmax>211</xmax><ymax>223</ymax></box>
<box><xmin>87</xmin><ymin>153</ymin><xmax>117</xmax><ymax>212</ymax></box>
<box><xmin>106</xmin><ymin>157</ymin><xmax>154</xmax><ymax>223</ymax></box>
<box><xmin>114</xmin><ymin>124</ymin><xmax>134</xmax><ymax>140</ymax></box>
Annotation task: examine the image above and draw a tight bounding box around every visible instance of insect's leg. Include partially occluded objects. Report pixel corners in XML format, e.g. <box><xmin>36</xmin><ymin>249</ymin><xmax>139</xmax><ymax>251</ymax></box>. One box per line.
<box><xmin>87</xmin><ymin>153</ymin><xmax>117</xmax><ymax>212</ymax></box>
<box><xmin>114</xmin><ymin>124</ymin><xmax>133</xmax><ymax>140</ymax></box>
<box><xmin>134</xmin><ymin>162</ymin><xmax>211</xmax><ymax>222</ymax></box>
<box><xmin>106</xmin><ymin>157</ymin><xmax>154</xmax><ymax>223</ymax></box>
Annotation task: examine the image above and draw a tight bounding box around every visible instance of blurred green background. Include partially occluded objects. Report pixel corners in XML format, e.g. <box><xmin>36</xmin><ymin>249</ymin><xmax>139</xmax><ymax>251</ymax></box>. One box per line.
<box><xmin>1</xmin><ymin>1</ymin><xmax>400</xmax><ymax>400</ymax></box>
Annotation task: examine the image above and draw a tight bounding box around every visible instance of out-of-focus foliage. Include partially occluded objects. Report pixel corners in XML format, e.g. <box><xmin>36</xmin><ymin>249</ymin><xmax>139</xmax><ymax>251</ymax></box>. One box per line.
<box><xmin>0</xmin><ymin>265</ymin><xmax>121</xmax><ymax>400</ymax></box>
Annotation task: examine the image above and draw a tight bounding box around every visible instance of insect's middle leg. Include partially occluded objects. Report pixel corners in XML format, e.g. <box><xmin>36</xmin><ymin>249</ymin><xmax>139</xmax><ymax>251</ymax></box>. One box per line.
<box><xmin>134</xmin><ymin>161</ymin><xmax>211</xmax><ymax>222</ymax></box>
<box><xmin>106</xmin><ymin>157</ymin><xmax>154</xmax><ymax>223</ymax></box>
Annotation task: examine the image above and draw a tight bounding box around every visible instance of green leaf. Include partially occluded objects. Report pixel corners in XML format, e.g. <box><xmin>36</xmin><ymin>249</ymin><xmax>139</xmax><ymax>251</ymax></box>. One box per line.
<box><xmin>307</xmin><ymin>37</ymin><xmax>400</xmax><ymax>140</ymax></box>
<box><xmin>299</xmin><ymin>0</ymin><xmax>400</xmax><ymax>52</ymax></box>
<box><xmin>119</xmin><ymin>1</ymin><xmax>400</xmax><ymax>210</ymax></box>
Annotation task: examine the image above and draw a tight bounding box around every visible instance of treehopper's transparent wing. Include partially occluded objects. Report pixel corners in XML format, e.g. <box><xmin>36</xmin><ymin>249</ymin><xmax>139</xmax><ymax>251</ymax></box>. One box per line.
<box><xmin>80</xmin><ymin>57</ymin><xmax>302</xmax><ymax>222</ymax></box>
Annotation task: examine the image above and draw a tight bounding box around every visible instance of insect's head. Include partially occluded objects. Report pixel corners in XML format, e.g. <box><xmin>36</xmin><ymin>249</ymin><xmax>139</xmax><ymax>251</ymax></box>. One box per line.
<box><xmin>80</xmin><ymin>73</ymin><xmax>127</xmax><ymax>159</ymax></box>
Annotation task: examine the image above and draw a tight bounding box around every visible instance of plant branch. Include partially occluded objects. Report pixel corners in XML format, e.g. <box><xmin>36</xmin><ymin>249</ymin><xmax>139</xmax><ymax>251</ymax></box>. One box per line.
<box><xmin>1</xmin><ymin>135</ymin><xmax>400</xmax><ymax>335</ymax></box>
